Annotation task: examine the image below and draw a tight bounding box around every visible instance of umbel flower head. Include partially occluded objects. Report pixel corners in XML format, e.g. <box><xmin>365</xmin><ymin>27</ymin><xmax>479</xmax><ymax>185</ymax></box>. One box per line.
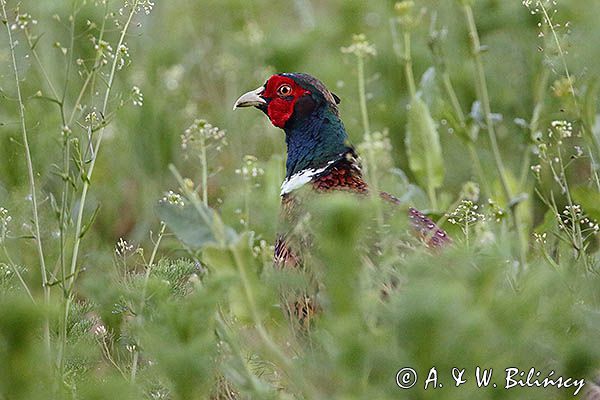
<box><xmin>341</xmin><ymin>34</ymin><xmax>377</xmax><ymax>59</ymax></box>
<box><xmin>181</xmin><ymin>119</ymin><xmax>227</xmax><ymax>153</ymax></box>
<box><xmin>0</xmin><ymin>207</ymin><xmax>11</xmax><ymax>243</ymax></box>
<box><xmin>235</xmin><ymin>155</ymin><xmax>264</xmax><ymax>182</ymax></box>
<box><xmin>448</xmin><ymin>200</ymin><xmax>485</xmax><ymax>226</ymax></box>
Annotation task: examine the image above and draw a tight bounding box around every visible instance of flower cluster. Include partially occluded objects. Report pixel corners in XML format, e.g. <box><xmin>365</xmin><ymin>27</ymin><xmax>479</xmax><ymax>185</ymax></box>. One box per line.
<box><xmin>0</xmin><ymin>207</ymin><xmax>12</xmax><ymax>244</ymax></box>
<box><xmin>550</xmin><ymin>120</ymin><xmax>573</xmax><ymax>138</ymax></box>
<box><xmin>460</xmin><ymin>181</ymin><xmax>480</xmax><ymax>203</ymax></box>
<box><xmin>522</xmin><ymin>0</ymin><xmax>557</xmax><ymax>14</ymax></box>
<box><xmin>531</xmin><ymin>119</ymin><xmax>581</xmax><ymax>187</ymax></box>
<box><xmin>117</xmin><ymin>43</ymin><xmax>130</xmax><ymax>70</ymax></box>
<box><xmin>394</xmin><ymin>1</ymin><xmax>424</xmax><ymax>30</ymax></box>
<box><xmin>85</xmin><ymin>110</ymin><xmax>101</xmax><ymax>127</ymax></box>
<box><xmin>181</xmin><ymin>119</ymin><xmax>228</xmax><ymax>153</ymax></box>
<box><xmin>533</xmin><ymin>232</ymin><xmax>547</xmax><ymax>244</ymax></box>
<box><xmin>92</xmin><ymin>324</ymin><xmax>107</xmax><ymax>337</ymax></box>
<box><xmin>486</xmin><ymin>199</ymin><xmax>506</xmax><ymax>222</ymax></box>
<box><xmin>341</xmin><ymin>34</ymin><xmax>376</xmax><ymax>59</ymax></box>
<box><xmin>552</xmin><ymin>77</ymin><xmax>575</xmax><ymax>98</ymax></box>
<box><xmin>131</xmin><ymin>86</ymin><xmax>144</xmax><ymax>107</ymax></box>
<box><xmin>0</xmin><ymin>263</ymin><xmax>27</xmax><ymax>291</ymax></box>
<box><xmin>558</xmin><ymin>204</ymin><xmax>599</xmax><ymax>235</ymax></box>
<box><xmin>394</xmin><ymin>0</ymin><xmax>414</xmax><ymax>15</ymax></box>
<box><xmin>358</xmin><ymin>130</ymin><xmax>392</xmax><ymax>154</ymax></box>
<box><xmin>161</xmin><ymin>190</ymin><xmax>185</xmax><ymax>207</ymax></box>
<box><xmin>235</xmin><ymin>155</ymin><xmax>264</xmax><ymax>182</ymax></box>
<box><xmin>358</xmin><ymin>130</ymin><xmax>393</xmax><ymax>171</ymax></box>
<box><xmin>51</xmin><ymin>41</ymin><xmax>67</xmax><ymax>56</ymax></box>
<box><xmin>447</xmin><ymin>200</ymin><xmax>486</xmax><ymax>226</ymax></box>
<box><xmin>92</xmin><ymin>37</ymin><xmax>114</xmax><ymax>66</ymax></box>
<box><xmin>115</xmin><ymin>237</ymin><xmax>135</xmax><ymax>257</ymax></box>
<box><xmin>10</xmin><ymin>12</ymin><xmax>37</xmax><ymax>30</ymax></box>
<box><xmin>252</xmin><ymin>239</ymin><xmax>272</xmax><ymax>258</ymax></box>
<box><xmin>149</xmin><ymin>388</ymin><xmax>169</xmax><ymax>400</ymax></box>
<box><xmin>0</xmin><ymin>263</ymin><xmax>13</xmax><ymax>281</ymax></box>
<box><xmin>137</xmin><ymin>0</ymin><xmax>155</xmax><ymax>15</ymax></box>
<box><xmin>121</xmin><ymin>0</ymin><xmax>155</xmax><ymax>15</ymax></box>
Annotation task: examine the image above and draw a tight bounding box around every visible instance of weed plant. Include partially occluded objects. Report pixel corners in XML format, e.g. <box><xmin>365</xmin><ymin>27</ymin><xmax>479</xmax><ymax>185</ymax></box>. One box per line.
<box><xmin>0</xmin><ymin>0</ymin><xmax>599</xmax><ymax>399</ymax></box>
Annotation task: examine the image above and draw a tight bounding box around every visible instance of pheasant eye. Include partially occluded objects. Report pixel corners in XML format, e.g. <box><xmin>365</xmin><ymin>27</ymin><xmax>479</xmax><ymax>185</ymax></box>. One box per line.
<box><xmin>277</xmin><ymin>84</ymin><xmax>292</xmax><ymax>97</ymax></box>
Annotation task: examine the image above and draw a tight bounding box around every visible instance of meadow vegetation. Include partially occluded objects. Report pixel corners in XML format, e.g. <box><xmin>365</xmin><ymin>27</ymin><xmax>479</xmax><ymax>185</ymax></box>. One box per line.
<box><xmin>0</xmin><ymin>0</ymin><xmax>600</xmax><ymax>399</ymax></box>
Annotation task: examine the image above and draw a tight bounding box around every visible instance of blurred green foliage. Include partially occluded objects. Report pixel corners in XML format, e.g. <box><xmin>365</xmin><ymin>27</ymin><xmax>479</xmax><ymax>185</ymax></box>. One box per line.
<box><xmin>1</xmin><ymin>0</ymin><xmax>600</xmax><ymax>399</ymax></box>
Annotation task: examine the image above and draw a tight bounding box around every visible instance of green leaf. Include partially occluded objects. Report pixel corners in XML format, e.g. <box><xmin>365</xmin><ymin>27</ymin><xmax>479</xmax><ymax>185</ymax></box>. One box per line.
<box><xmin>572</xmin><ymin>186</ymin><xmax>600</xmax><ymax>222</ymax></box>
<box><xmin>202</xmin><ymin>244</ymin><xmax>236</xmax><ymax>274</ymax></box>
<box><xmin>582</xmin><ymin>78</ymin><xmax>600</xmax><ymax>155</ymax></box>
<box><xmin>156</xmin><ymin>200</ymin><xmax>236</xmax><ymax>249</ymax></box>
<box><xmin>417</xmin><ymin>67</ymin><xmax>443</xmax><ymax>115</ymax></box>
<box><xmin>202</xmin><ymin>232</ymin><xmax>271</xmax><ymax>323</ymax></box>
<box><xmin>79</xmin><ymin>204</ymin><xmax>100</xmax><ymax>239</ymax></box>
<box><xmin>405</xmin><ymin>96</ymin><xmax>445</xmax><ymax>195</ymax></box>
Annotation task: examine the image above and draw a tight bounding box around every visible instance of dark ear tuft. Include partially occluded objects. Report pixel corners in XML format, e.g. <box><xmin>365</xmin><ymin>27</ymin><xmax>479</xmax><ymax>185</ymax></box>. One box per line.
<box><xmin>292</xmin><ymin>94</ymin><xmax>317</xmax><ymax>121</ymax></box>
<box><xmin>332</xmin><ymin>92</ymin><xmax>341</xmax><ymax>104</ymax></box>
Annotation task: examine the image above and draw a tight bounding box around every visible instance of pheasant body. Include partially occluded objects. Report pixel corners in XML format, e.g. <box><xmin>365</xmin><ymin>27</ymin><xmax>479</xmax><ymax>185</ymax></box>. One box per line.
<box><xmin>234</xmin><ymin>72</ymin><xmax>450</xmax><ymax>260</ymax></box>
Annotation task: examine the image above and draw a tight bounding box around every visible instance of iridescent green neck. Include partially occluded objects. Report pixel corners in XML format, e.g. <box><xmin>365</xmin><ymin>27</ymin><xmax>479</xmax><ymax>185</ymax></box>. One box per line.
<box><xmin>283</xmin><ymin>105</ymin><xmax>351</xmax><ymax>178</ymax></box>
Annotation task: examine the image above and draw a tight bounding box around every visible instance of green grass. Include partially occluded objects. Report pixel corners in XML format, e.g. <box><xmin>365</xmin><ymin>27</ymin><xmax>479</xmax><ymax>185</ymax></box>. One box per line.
<box><xmin>1</xmin><ymin>0</ymin><xmax>600</xmax><ymax>399</ymax></box>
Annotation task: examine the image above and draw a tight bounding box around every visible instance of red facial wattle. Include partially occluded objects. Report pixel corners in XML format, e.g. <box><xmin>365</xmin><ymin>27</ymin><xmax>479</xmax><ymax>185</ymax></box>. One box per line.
<box><xmin>262</xmin><ymin>75</ymin><xmax>311</xmax><ymax>128</ymax></box>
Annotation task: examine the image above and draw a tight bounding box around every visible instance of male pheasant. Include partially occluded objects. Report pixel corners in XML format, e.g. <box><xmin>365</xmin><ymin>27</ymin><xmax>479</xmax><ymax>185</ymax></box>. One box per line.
<box><xmin>234</xmin><ymin>73</ymin><xmax>450</xmax><ymax>326</ymax></box>
<box><xmin>234</xmin><ymin>72</ymin><xmax>449</xmax><ymax>266</ymax></box>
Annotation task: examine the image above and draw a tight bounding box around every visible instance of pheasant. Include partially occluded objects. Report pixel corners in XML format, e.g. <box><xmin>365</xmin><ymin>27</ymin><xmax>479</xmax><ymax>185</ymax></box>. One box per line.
<box><xmin>234</xmin><ymin>71</ymin><xmax>449</xmax><ymax>250</ymax></box>
<box><xmin>233</xmin><ymin>73</ymin><xmax>449</xmax><ymax>324</ymax></box>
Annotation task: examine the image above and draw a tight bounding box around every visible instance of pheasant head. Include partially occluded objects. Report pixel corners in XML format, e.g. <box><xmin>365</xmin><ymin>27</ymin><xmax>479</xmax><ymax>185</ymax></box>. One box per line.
<box><xmin>234</xmin><ymin>73</ymin><xmax>354</xmax><ymax>194</ymax></box>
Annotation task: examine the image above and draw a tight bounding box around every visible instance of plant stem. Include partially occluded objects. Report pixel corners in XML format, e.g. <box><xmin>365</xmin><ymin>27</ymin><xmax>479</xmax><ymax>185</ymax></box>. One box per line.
<box><xmin>230</xmin><ymin>245</ymin><xmax>291</xmax><ymax>371</ymax></box>
<box><xmin>356</xmin><ymin>54</ymin><xmax>384</xmax><ymax>228</ymax></box>
<box><xmin>67</xmin><ymin>2</ymin><xmax>137</xmax><ymax>291</ymax></box>
<box><xmin>169</xmin><ymin>164</ymin><xmax>227</xmax><ymax>246</ymax></box>
<box><xmin>60</xmin><ymin>1</ymin><xmax>138</xmax><ymax>375</ymax></box>
<box><xmin>200</xmin><ymin>134</ymin><xmax>208</xmax><ymax>206</ymax></box>
<box><xmin>440</xmin><ymin>71</ymin><xmax>465</xmax><ymax>124</ymax></box>
<box><xmin>357</xmin><ymin>56</ymin><xmax>371</xmax><ymax>137</ymax></box>
<box><xmin>462</xmin><ymin>3</ymin><xmax>527</xmax><ymax>268</ymax></box>
<box><xmin>2</xmin><ymin>245</ymin><xmax>35</xmax><ymax>302</ymax></box>
<box><xmin>215</xmin><ymin>313</ymin><xmax>269</xmax><ymax>397</ymax></box>
<box><xmin>58</xmin><ymin>4</ymin><xmax>110</xmax><ymax>377</ymax></box>
<box><xmin>138</xmin><ymin>223</ymin><xmax>166</xmax><ymax>316</ymax></box>
<box><xmin>396</xmin><ymin>22</ymin><xmax>442</xmax><ymax>208</ymax></box>
<box><xmin>229</xmin><ymin>244</ymin><xmax>317</xmax><ymax>399</ymax></box>
<box><xmin>56</xmin><ymin>11</ymin><xmax>78</xmax><ymax>379</ymax></box>
<box><xmin>403</xmin><ymin>32</ymin><xmax>416</xmax><ymax>99</ymax></box>
<box><xmin>1</xmin><ymin>0</ymin><xmax>51</xmax><ymax>358</ymax></box>
<box><xmin>131</xmin><ymin>222</ymin><xmax>166</xmax><ymax>383</ymax></box>
<box><xmin>130</xmin><ymin>349</ymin><xmax>139</xmax><ymax>383</ymax></box>
<box><xmin>24</xmin><ymin>29</ymin><xmax>63</xmax><ymax>120</ymax></box>
<box><xmin>356</xmin><ymin>54</ymin><xmax>379</xmax><ymax>196</ymax></box>
<box><xmin>406</xmin><ymin>30</ymin><xmax>437</xmax><ymax>208</ymax></box>
<box><xmin>427</xmin><ymin>15</ymin><xmax>491</xmax><ymax>198</ymax></box>
<box><xmin>519</xmin><ymin>68</ymin><xmax>549</xmax><ymax>189</ymax></box>
<box><xmin>462</xmin><ymin>4</ymin><xmax>511</xmax><ymax>201</ymax></box>
<box><xmin>538</xmin><ymin>1</ymin><xmax>576</xmax><ymax>105</ymax></box>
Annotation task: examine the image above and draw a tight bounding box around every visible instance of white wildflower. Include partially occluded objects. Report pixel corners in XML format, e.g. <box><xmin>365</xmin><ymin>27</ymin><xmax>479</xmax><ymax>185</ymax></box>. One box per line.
<box><xmin>0</xmin><ymin>207</ymin><xmax>12</xmax><ymax>243</ymax></box>
<box><xmin>550</xmin><ymin>120</ymin><xmax>573</xmax><ymax>138</ymax></box>
<box><xmin>161</xmin><ymin>190</ymin><xmax>185</xmax><ymax>207</ymax></box>
<box><xmin>131</xmin><ymin>86</ymin><xmax>143</xmax><ymax>106</ymax></box>
<box><xmin>341</xmin><ymin>34</ymin><xmax>377</xmax><ymax>58</ymax></box>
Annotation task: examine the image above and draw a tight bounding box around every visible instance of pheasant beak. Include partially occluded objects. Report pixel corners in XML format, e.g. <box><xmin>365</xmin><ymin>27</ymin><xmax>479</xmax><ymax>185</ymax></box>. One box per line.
<box><xmin>233</xmin><ymin>86</ymin><xmax>267</xmax><ymax>110</ymax></box>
